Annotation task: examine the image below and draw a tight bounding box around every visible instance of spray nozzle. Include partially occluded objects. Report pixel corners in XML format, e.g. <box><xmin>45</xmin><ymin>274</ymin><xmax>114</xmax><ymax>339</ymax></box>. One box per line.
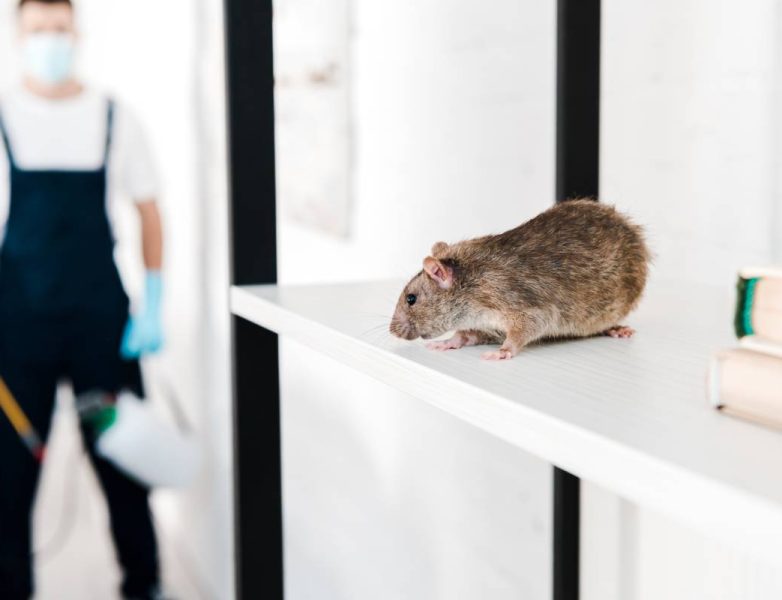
<box><xmin>75</xmin><ymin>391</ymin><xmax>118</xmax><ymax>435</ymax></box>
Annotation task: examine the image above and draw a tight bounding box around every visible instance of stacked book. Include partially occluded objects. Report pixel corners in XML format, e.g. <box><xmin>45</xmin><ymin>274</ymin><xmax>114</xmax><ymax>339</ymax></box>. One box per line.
<box><xmin>709</xmin><ymin>267</ymin><xmax>782</xmax><ymax>428</ymax></box>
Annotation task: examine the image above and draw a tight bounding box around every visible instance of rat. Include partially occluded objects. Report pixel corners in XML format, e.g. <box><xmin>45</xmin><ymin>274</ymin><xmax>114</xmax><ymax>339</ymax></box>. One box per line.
<box><xmin>389</xmin><ymin>199</ymin><xmax>650</xmax><ymax>360</ymax></box>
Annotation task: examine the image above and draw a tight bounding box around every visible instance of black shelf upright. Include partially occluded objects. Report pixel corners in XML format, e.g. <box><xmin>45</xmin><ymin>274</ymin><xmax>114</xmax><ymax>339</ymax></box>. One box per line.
<box><xmin>225</xmin><ymin>0</ymin><xmax>283</xmax><ymax>598</ymax></box>
<box><xmin>554</xmin><ymin>1</ymin><xmax>601</xmax><ymax>600</ymax></box>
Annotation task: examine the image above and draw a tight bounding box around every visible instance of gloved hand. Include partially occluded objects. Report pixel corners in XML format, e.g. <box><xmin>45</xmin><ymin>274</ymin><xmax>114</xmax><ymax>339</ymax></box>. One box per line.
<box><xmin>120</xmin><ymin>271</ymin><xmax>164</xmax><ymax>359</ymax></box>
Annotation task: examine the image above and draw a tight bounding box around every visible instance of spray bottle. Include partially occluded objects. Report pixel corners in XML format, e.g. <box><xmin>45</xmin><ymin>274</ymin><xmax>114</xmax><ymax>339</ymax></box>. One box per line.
<box><xmin>76</xmin><ymin>388</ymin><xmax>200</xmax><ymax>488</ymax></box>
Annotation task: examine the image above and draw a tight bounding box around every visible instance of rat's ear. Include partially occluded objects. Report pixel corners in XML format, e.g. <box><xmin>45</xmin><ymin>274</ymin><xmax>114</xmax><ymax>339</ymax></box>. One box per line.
<box><xmin>423</xmin><ymin>256</ymin><xmax>453</xmax><ymax>289</ymax></box>
<box><xmin>431</xmin><ymin>241</ymin><xmax>449</xmax><ymax>257</ymax></box>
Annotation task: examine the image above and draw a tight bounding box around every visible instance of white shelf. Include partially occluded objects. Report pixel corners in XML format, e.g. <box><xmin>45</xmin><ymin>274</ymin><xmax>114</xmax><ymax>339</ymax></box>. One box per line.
<box><xmin>231</xmin><ymin>279</ymin><xmax>782</xmax><ymax>563</ymax></box>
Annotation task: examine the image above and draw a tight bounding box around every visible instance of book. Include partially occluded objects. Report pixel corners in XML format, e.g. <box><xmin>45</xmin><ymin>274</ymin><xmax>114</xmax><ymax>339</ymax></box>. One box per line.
<box><xmin>709</xmin><ymin>348</ymin><xmax>782</xmax><ymax>429</ymax></box>
<box><xmin>740</xmin><ymin>336</ymin><xmax>782</xmax><ymax>359</ymax></box>
<box><xmin>735</xmin><ymin>267</ymin><xmax>782</xmax><ymax>343</ymax></box>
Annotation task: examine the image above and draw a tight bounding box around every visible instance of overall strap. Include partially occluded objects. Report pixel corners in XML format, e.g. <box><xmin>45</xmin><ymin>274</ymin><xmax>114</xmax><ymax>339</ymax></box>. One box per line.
<box><xmin>103</xmin><ymin>99</ymin><xmax>115</xmax><ymax>166</ymax></box>
<box><xmin>0</xmin><ymin>107</ymin><xmax>16</xmax><ymax>168</ymax></box>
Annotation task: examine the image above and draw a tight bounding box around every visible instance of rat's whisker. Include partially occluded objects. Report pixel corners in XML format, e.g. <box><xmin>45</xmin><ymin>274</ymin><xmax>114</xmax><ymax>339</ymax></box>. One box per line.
<box><xmin>354</xmin><ymin>312</ymin><xmax>395</xmax><ymax>322</ymax></box>
<box><xmin>361</xmin><ymin>322</ymin><xmax>391</xmax><ymax>337</ymax></box>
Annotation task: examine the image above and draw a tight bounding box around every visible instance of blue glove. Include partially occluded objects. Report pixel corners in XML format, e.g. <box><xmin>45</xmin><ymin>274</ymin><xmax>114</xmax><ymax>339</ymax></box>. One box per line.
<box><xmin>120</xmin><ymin>271</ymin><xmax>164</xmax><ymax>359</ymax></box>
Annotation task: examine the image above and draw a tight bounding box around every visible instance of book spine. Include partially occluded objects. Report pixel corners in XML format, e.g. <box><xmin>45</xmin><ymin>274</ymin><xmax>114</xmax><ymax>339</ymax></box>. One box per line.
<box><xmin>735</xmin><ymin>269</ymin><xmax>782</xmax><ymax>343</ymax></box>
<box><xmin>734</xmin><ymin>276</ymin><xmax>757</xmax><ymax>338</ymax></box>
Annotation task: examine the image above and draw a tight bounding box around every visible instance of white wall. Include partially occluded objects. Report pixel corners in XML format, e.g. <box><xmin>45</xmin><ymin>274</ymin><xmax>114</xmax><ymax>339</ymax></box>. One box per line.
<box><xmin>277</xmin><ymin>0</ymin><xmax>557</xmax><ymax>598</ymax></box>
<box><xmin>279</xmin><ymin>0</ymin><xmax>556</xmax><ymax>283</ymax></box>
<box><xmin>602</xmin><ymin>0</ymin><xmax>779</xmax><ymax>285</ymax></box>
<box><xmin>599</xmin><ymin>0</ymin><xmax>782</xmax><ymax>598</ymax></box>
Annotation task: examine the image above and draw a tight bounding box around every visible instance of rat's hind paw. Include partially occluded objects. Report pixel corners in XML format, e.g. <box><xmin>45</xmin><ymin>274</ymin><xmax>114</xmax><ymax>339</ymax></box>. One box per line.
<box><xmin>603</xmin><ymin>325</ymin><xmax>635</xmax><ymax>339</ymax></box>
<box><xmin>481</xmin><ymin>348</ymin><xmax>514</xmax><ymax>361</ymax></box>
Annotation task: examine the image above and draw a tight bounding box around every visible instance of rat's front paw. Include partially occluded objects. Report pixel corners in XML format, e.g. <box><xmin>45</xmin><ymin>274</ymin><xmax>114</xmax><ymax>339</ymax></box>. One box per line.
<box><xmin>426</xmin><ymin>337</ymin><xmax>465</xmax><ymax>352</ymax></box>
<box><xmin>481</xmin><ymin>347</ymin><xmax>514</xmax><ymax>361</ymax></box>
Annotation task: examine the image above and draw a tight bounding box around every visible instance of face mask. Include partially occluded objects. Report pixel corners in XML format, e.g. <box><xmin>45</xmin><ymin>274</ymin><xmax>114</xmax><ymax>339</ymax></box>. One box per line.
<box><xmin>22</xmin><ymin>33</ymin><xmax>75</xmax><ymax>86</ymax></box>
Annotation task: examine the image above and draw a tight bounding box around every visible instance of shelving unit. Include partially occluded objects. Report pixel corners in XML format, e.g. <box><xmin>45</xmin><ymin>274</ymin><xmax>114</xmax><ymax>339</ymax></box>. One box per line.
<box><xmin>221</xmin><ymin>0</ymin><xmax>699</xmax><ymax>598</ymax></box>
<box><xmin>231</xmin><ymin>279</ymin><xmax>782</xmax><ymax>566</ymax></box>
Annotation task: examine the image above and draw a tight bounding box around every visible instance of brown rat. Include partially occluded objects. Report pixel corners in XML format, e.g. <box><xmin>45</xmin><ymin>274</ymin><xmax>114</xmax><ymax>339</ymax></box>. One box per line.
<box><xmin>389</xmin><ymin>199</ymin><xmax>650</xmax><ymax>360</ymax></box>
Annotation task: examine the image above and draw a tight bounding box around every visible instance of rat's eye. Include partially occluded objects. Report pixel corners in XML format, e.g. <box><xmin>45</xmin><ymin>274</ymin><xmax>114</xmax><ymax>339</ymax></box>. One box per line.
<box><xmin>406</xmin><ymin>294</ymin><xmax>417</xmax><ymax>306</ymax></box>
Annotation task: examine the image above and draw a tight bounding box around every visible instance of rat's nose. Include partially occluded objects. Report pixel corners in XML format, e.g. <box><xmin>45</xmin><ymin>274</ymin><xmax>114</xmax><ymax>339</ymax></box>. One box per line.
<box><xmin>389</xmin><ymin>317</ymin><xmax>417</xmax><ymax>340</ymax></box>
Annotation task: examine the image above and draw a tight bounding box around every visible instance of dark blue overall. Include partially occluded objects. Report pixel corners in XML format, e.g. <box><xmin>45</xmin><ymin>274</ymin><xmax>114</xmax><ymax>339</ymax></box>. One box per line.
<box><xmin>0</xmin><ymin>101</ymin><xmax>159</xmax><ymax>599</ymax></box>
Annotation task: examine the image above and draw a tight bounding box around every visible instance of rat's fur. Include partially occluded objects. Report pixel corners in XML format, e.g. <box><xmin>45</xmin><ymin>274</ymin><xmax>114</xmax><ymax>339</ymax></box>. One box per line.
<box><xmin>389</xmin><ymin>199</ymin><xmax>650</xmax><ymax>360</ymax></box>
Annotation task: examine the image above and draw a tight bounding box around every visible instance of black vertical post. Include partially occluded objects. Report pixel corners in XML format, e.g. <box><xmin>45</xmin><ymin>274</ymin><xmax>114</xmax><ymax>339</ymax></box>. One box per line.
<box><xmin>552</xmin><ymin>468</ymin><xmax>580</xmax><ymax>600</ymax></box>
<box><xmin>556</xmin><ymin>0</ymin><xmax>601</xmax><ymax>204</ymax></box>
<box><xmin>225</xmin><ymin>0</ymin><xmax>283</xmax><ymax>598</ymax></box>
<box><xmin>554</xmin><ymin>1</ymin><xmax>600</xmax><ymax>600</ymax></box>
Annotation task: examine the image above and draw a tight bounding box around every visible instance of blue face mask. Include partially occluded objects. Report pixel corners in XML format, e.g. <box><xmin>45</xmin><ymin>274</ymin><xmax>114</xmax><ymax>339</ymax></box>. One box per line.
<box><xmin>22</xmin><ymin>33</ymin><xmax>75</xmax><ymax>86</ymax></box>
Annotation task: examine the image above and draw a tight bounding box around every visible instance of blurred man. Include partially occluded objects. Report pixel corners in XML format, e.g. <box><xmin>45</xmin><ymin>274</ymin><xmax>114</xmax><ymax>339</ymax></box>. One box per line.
<box><xmin>0</xmin><ymin>0</ymin><xmax>165</xmax><ymax>598</ymax></box>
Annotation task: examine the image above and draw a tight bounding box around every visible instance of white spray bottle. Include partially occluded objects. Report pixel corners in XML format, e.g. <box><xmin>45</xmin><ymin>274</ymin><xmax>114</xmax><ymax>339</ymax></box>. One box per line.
<box><xmin>77</xmin><ymin>388</ymin><xmax>199</xmax><ymax>489</ymax></box>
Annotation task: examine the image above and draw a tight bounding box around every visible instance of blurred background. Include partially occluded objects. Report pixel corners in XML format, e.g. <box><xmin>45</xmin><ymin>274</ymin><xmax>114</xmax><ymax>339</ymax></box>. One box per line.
<box><xmin>2</xmin><ymin>0</ymin><xmax>782</xmax><ymax>599</ymax></box>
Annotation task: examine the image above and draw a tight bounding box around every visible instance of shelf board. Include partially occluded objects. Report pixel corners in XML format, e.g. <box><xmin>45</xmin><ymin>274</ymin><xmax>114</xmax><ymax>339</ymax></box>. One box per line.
<box><xmin>231</xmin><ymin>279</ymin><xmax>782</xmax><ymax>562</ymax></box>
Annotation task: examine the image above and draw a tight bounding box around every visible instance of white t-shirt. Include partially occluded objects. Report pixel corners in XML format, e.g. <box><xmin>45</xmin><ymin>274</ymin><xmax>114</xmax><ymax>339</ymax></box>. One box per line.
<box><xmin>0</xmin><ymin>86</ymin><xmax>160</xmax><ymax>243</ymax></box>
